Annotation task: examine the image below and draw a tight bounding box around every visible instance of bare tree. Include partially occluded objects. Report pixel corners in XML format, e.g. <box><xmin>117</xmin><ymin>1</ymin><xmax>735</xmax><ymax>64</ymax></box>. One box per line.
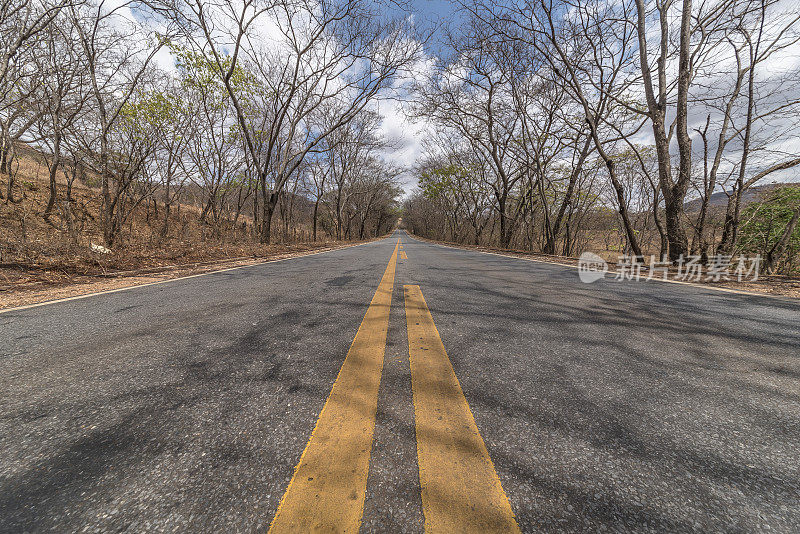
<box><xmin>414</xmin><ymin>16</ymin><xmax>527</xmax><ymax>248</ymax></box>
<box><xmin>70</xmin><ymin>0</ymin><xmax>168</xmax><ymax>245</ymax></box>
<box><xmin>167</xmin><ymin>0</ymin><xmax>420</xmax><ymax>243</ymax></box>
<box><xmin>33</xmin><ymin>16</ymin><xmax>89</xmax><ymax>220</ymax></box>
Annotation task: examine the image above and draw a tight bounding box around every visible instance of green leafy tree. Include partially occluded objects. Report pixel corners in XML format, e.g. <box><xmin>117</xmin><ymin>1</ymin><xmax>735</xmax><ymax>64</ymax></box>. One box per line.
<box><xmin>739</xmin><ymin>186</ymin><xmax>800</xmax><ymax>274</ymax></box>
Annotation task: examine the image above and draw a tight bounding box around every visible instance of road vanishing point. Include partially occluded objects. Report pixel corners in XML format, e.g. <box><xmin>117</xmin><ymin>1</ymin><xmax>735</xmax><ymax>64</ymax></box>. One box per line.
<box><xmin>1</xmin><ymin>230</ymin><xmax>799</xmax><ymax>532</ymax></box>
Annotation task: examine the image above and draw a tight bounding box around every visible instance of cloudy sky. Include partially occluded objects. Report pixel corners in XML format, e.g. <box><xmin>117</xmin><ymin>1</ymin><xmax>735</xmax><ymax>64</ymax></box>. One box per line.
<box><xmin>374</xmin><ymin>0</ymin><xmax>460</xmax><ymax>195</ymax></box>
<box><xmin>376</xmin><ymin>0</ymin><xmax>800</xmax><ymax>197</ymax></box>
<box><xmin>144</xmin><ymin>0</ymin><xmax>798</xmax><ymax>197</ymax></box>
<box><xmin>145</xmin><ymin>0</ymin><xmax>455</xmax><ymax>196</ymax></box>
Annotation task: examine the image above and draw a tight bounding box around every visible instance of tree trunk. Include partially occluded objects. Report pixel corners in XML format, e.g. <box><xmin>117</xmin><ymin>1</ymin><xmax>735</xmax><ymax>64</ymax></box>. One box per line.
<box><xmin>45</xmin><ymin>143</ymin><xmax>61</xmax><ymax>220</ymax></box>
<box><xmin>634</xmin><ymin>0</ymin><xmax>690</xmax><ymax>261</ymax></box>
<box><xmin>663</xmin><ymin>196</ymin><xmax>688</xmax><ymax>261</ymax></box>
<box><xmin>717</xmin><ymin>191</ymin><xmax>740</xmax><ymax>254</ymax></box>
<box><xmin>670</xmin><ymin>0</ymin><xmax>693</xmax><ymax>260</ymax></box>
<box><xmin>717</xmin><ymin>6</ymin><xmax>765</xmax><ymax>254</ymax></box>
<box><xmin>100</xmin><ymin>131</ymin><xmax>114</xmax><ymax>247</ymax></box>
<box><xmin>497</xmin><ymin>194</ymin><xmax>510</xmax><ymax>248</ymax></box>
<box><xmin>252</xmin><ymin>183</ymin><xmax>260</xmax><ymax>240</ymax></box>
<box><xmin>62</xmin><ymin>200</ymin><xmax>77</xmax><ymax>244</ymax></box>
<box><xmin>375</xmin><ymin>212</ymin><xmax>386</xmax><ymax>237</ymax></box>
<box><xmin>607</xmin><ymin>159</ymin><xmax>644</xmax><ymax>260</ymax></box>
<box><xmin>162</xmin><ymin>175</ymin><xmax>172</xmax><ymax>237</ymax></box>
<box><xmin>261</xmin><ymin>193</ymin><xmax>277</xmax><ymax>244</ymax></box>
<box><xmin>693</xmin><ymin>196</ymin><xmax>711</xmax><ymax>260</ymax></box>
<box><xmin>547</xmin><ymin>138</ymin><xmax>591</xmax><ymax>254</ymax></box>
<box><xmin>652</xmin><ymin>189</ymin><xmax>668</xmax><ymax>260</ymax></box>
<box><xmin>0</xmin><ymin>143</ymin><xmax>8</xmax><ymax>175</ymax></box>
<box><xmin>312</xmin><ymin>198</ymin><xmax>320</xmax><ymax>241</ymax></box>
<box><xmin>335</xmin><ymin>189</ymin><xmax>344</xmax><ymax>240</ymax></box>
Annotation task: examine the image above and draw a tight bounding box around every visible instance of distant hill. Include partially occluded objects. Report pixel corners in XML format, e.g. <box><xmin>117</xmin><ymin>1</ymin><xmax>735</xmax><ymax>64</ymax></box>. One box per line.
<box><xmin>684</xmin><ymin>182</ymin><xmax>800</xmax><ymax>212</ymax></box>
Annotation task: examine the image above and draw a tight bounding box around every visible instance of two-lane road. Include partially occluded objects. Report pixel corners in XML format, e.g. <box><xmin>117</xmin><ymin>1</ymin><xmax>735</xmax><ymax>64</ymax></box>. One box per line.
<box><xmin>2</xmin><ymin>231</ymin><xmax>799</xmax><ymax>532</ymax></box>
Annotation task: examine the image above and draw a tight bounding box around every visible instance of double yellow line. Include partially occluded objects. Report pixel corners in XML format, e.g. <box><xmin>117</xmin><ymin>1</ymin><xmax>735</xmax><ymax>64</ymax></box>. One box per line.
<box><xmin>270</xmin><ymin>240</ymin><xmax>519</xmax><ymax>533</ymax></box>
<box><xmin>405</xmin><ymin>285</ymin><xmax>519</xmax><ymax>532</ymax></box>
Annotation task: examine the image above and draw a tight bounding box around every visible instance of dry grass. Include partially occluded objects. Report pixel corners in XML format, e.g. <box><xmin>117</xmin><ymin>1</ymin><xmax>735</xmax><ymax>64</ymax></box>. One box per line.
<box><xmin>0</xmin><ymin>152</ymin><xmax>371</xmax><ymax>309</ymax></box>
<box><xmin>0</xmin><ymin>241</ymin><xmax>371</xmax><ymax>310</ymax></box>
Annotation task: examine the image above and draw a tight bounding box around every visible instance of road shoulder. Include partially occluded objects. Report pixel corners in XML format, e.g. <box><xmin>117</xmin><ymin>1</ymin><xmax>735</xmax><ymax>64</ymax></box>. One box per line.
<box><xmin>404</xmin><ymin>233</ymin><xmax>800</xmax><ymax>300</ymax></box>
<box><xmin>0</xmin><ymin>239</ymin><xmax>380</xmax><ymax>312</ymax></box>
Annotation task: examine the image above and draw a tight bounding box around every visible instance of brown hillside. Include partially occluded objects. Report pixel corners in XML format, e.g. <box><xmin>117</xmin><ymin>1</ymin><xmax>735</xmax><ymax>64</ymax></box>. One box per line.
<box><xmin>0</xmin><ymin>148</ymin><xmax>360</xmax><ymax>306</ymax></box>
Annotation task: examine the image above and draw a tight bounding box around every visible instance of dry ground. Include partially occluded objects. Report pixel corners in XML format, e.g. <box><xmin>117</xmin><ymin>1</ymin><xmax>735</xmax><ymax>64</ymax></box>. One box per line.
<box><xmin>0</xmin><ymin>240</ymin><xmax>373</xmax><ymax>310</ymax></box>
<box><xmin>0</xmin><ymin>150</ymin><xmax>375</xmax><ymax>310</ymax></box>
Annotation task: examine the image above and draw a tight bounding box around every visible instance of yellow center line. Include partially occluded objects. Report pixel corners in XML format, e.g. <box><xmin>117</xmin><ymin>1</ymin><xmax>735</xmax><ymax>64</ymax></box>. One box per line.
<box><xmin>269</xmin><ymin>239</ymin><xmax>400</xmax><ymax>533</ymax></box>
<box><xmin>404</xmin><ymin>285</ymin><xmax>520</xmax><ymax>533</ymax></box>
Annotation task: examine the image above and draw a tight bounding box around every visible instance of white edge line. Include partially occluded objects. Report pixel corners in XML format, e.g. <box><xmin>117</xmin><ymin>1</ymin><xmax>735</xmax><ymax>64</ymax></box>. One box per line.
<box><xmin>1</xmin><ymin>239</ymin><xmax>381</xmax><ymax>315</ymax></box>
<box><xmin>405</xmin><ymin>233</ymin><xmax>796</xmax><ymax>302</ymax></box>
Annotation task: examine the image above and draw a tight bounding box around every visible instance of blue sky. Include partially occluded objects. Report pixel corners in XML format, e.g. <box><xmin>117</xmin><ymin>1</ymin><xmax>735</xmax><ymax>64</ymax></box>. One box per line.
<box><xmin>408</xmin><ymin>0</ymin><xmax>458</xmax><ymax>25</ymax></box>
<box><xmin>402</xmin><ymin>0</ymin><xmax>460</xmax><ymax>58</ymax></box>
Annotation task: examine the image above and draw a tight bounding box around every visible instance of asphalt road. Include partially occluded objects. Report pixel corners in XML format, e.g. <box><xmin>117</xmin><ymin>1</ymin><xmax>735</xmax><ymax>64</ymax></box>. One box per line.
<box><xmin>1</xmin><ymin>230</ymin><xmax>799</xmax><ymax>532</ymax></box>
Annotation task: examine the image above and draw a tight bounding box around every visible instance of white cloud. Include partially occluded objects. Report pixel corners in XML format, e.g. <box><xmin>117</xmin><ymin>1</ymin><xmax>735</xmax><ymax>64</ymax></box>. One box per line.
<box><xmin>376</xmin><ymin>51</ymin><xmax>437</xmax><ymax>195</ymax></box>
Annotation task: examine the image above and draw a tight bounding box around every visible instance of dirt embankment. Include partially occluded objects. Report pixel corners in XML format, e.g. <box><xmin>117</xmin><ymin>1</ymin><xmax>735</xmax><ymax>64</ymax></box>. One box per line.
<box><xmin>0</xmin><ymin>150</ymin><xmax>379</xmax><ymax>310</ymax></box>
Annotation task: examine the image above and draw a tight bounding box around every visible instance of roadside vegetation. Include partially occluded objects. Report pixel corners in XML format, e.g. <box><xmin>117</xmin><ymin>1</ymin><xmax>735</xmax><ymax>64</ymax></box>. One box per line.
<box><xmin>402</xmin><ymin>0</ymin><xmax>800</xmax><ymax>275</ymax></box>
<box><xmin>1</xmin><ymin>0</ymin><xmax>414</xmax><ymax>289</ymax></box>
